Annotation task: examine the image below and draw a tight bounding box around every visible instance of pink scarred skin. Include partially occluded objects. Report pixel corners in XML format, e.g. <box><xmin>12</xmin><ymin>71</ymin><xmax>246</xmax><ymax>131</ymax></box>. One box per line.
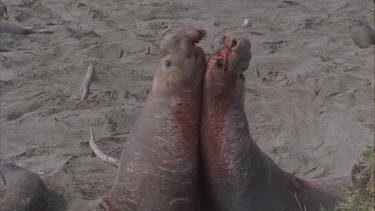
<box><xmin>200</xmin><ymin>34</ymin><xmax>349</xmax><ymax>211</ymax></box>
<box><xmin>96</xmin><ymin>27</ymin><xmax>206</xmax><ymax>211</ymax></box>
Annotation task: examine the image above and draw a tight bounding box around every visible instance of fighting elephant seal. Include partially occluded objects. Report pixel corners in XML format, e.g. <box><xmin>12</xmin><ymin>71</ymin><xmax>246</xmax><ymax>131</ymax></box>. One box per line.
<box><xmin>200</xmin><ymin>34</ymin><xmax>348</xmax><ymax>211</ymax></box>
<box><xmin>0</xmin><ymin>163</ymin><xmax>49</xmax><ymax>211</ymax></box>
<box><xmin>96</xmin><ymin>27</ymin><xmax>206</xmax><ymax>211</ymax></box>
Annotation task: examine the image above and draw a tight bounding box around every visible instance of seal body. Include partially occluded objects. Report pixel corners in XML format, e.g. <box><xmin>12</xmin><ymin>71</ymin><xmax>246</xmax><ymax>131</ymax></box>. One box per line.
<box><xmin>0</xmin><ymin>163</ymin><xmax>48</xmax><ymax>211</ymax></box>
<box><xmin>200</xmin><ymin>34</ymin><xmax>347</xmax><ymax>211</ymax></box>
<box><xmin>97</xmin><ymin>27</ymin><xmax>206</xmax><ymax>211</ymax></box>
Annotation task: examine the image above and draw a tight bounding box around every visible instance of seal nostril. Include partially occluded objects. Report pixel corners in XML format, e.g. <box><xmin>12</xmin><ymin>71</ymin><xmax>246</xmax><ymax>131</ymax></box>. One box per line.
<box><xmin>231</xmin><ymin>40</ymin><xmax>238</xmax><ymax>48</ymax></box>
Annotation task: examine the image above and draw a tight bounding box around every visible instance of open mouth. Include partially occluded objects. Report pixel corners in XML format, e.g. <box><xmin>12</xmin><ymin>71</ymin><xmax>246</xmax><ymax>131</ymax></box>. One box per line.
<box><xmin>214</xmin><ymin>47</ymin><xmax>245</xmax><ymax>81</ymax></box>
<box><xmin>215</xmin><ymin>47</ymin><xmax>228</xmax><ymax>70</ymax></box>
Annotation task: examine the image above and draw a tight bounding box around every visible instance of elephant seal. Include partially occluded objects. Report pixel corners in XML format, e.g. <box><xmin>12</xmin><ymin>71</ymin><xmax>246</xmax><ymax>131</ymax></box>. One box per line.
<box><xmin>200</xmin><ymin>34</ymin><xmax>348</xmax><ymax>211</ymax></box>
<box><xmin>96</xmin><ymin>27</ymin><xmax>206</xmax><ymax>211</ymax></box>
<box><xmin>0</xmin><ymin>163</ymin><xmax>49</xmax><ymax>211</ymax></box>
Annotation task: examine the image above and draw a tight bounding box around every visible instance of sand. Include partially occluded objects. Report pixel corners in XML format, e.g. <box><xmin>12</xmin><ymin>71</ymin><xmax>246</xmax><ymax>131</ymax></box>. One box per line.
<box><xmin>0</xmin><ymin>0</ymin><xmax>373</xmax><ymax>209</ymax></box>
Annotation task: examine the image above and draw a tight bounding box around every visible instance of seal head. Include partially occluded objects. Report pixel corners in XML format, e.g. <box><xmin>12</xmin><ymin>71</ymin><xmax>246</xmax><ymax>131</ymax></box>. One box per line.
<box><xmin>154</xmin><ymin>27</ymin><xmax>206</xmax><ymax>93</ymax></box>
<box><xmin>205</xmin><ymin>34</ymin><xmax>251</xmax><ymax>99</ymax></box>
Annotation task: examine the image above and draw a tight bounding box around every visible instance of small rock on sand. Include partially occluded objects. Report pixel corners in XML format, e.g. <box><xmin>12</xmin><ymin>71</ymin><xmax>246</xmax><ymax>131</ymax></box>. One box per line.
<box><xmin>350</xmin><ymin>20</ymin><xmax>375</xmax><ymax>49</ymax></box>
<box><xmin>243</xmin><ymin>19</ymin><xmax>252</xmax><ymax>27</ymax></box>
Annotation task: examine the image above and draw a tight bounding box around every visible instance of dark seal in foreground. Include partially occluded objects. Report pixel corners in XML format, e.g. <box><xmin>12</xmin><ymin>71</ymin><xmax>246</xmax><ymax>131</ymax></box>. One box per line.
<box><xmin>200</xmin><ymin>34</ymin><xmax>349</xmax><ymax>211</ymax></box>
<box><xmin>96</xmin><ymin>27</ymin><xmax>206</xmax><ymax>211</ymax></box>
<box><xmin>0</xmin><ymin>163</ymin><xmax>49</xmax><ymax>211</ymax></box>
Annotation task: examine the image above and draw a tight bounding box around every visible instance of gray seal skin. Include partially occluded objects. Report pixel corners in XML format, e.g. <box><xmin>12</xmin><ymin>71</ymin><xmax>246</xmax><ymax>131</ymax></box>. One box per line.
<box><xmin>96</xmin><ymin>27</ymin><xmax>206</xmax><ymax>211</ymax></box>
<box><xmin>200</xmin><ymin>34</ymin><xmax>348</xmax><ymax>211</ymax></box>
<box><xmin>0</xmin><ymin>163</ymin><xmax>48</xmax><ymax>211</ymax></box>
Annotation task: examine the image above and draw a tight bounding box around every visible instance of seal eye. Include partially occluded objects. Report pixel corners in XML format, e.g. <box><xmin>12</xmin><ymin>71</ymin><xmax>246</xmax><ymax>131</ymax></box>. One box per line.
<box><xmin>165</xmin><ymin>60</ymin><xmax>172</xmax><ymax>68</ymax></box>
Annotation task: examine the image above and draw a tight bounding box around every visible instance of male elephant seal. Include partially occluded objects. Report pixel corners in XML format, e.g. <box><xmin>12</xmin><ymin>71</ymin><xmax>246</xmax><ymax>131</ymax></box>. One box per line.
<box><xmin>96</xmin><ymin>27</ymin><xmax>206</xmax><ymax>211</ymax></box>
<box><xmin>200</xmin><ymin>34</ymin><xmax>348</xmax><ymax>211</ymax></box>
<box><xmin>0</xmin><ymin>163</ymin><xmax>48</xmax><ymax>211</ymax></box>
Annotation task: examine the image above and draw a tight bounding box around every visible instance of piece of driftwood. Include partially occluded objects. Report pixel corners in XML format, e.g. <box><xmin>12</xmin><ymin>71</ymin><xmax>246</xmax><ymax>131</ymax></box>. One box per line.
<box><xmin>110</xmin><ymin>88</ymin><xmax>114</xmax><ymax>98</ymax></box>
<box><xmin>89</xmin><ymin>128</ymin><xmax>119</xmax><ymax>167</ymax></box>
<box><xmin>80</xmin><ymin>62</ymin><xmax>95</xmax><ymax>101</ymax></box>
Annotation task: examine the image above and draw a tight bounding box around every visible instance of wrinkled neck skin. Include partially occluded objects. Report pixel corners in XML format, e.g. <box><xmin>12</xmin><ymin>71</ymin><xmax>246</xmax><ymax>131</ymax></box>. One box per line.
<box><xmin>201</xmin><ymin>83</ymin><xmax>283</xmax><ymax>210</ymax></box>
<box><xmin>98</xmin><ymin>84</ymin><xmax>202</xmax><ymax>211</ymax></box>
<box><xmin>201</xmin><ymin>83</ymin><xmax>341</xmax><ymax>210</ymax></box>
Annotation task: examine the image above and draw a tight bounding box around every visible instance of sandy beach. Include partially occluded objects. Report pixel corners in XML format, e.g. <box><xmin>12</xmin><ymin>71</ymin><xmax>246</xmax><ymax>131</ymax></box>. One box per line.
<box><xmin>0</xmin><ymin>0</ymin><xmax>373</xmax><ymax>209</ymax></box>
